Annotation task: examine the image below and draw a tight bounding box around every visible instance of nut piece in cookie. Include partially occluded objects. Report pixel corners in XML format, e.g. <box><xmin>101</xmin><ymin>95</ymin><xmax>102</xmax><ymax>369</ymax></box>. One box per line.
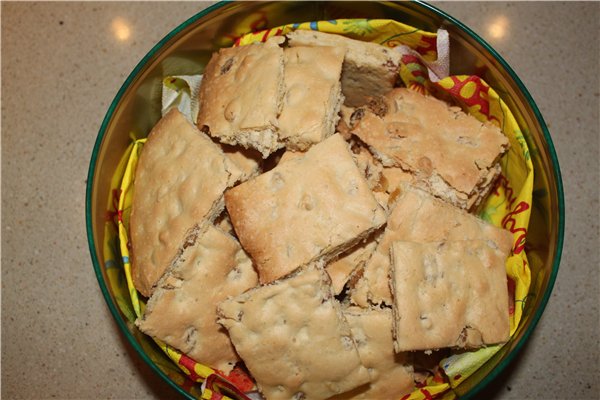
<box><xmin>136</xmin><ymin>226</ymin><xmax>258</xmax><ymax>373</ymax></box>
<box><xmin>286</xmin><ymin>29</ymin><xmax>402</xmax><ymax>107</ymax></box>
<box><xmin>225</xmin><ymin>133</ymin><xmax>387</xmax><ymax>284</ymax></box>
<box><xmin>350</xmin><ymin>184</ymin><xmax>513</xmax><ymax>307</ymax></box>
<box><xmin>351</xmin><ymin>88</ymin><xmax>509</xmax><ymax>210</ymax></box>
<box><xmin>389</xmin><ymin>240</ymin><xmax>511</xmax><ymax>352</ymax></box>
<box><xmin>197</xmin><ymin>37</ymin><xmax>285</xmax><ymax>158</ymax></box>
<box><xmin>331</xmin><ymin>307</ymin><xmax>415</xmax><ymax>400</ymax></box>
<box><xmin>130</xmin><ymin>109</ymin><xmax>243</xmax><ymax>297</ymax></box>
<box><xmin>217</xmin><ymin>264</ymin><xmax>371</xmax><ymax>400</ymax></box>
<box><xmin>279</xmin><ymin>46</ymin><xmax>345</xmax><ymax>151</ymax></box>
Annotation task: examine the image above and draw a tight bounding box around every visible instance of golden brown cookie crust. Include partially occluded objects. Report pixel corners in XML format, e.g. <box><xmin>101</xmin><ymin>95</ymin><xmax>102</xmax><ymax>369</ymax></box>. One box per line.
<box><xmin>225</xmin><ymin>133</ymin><xmax>387</xmax><ymax>284</ymax></box>
<box><xmin>130</xmin><ymin>109</ymin><xmax>243</xmax><ymax>296</ymax></box>
<box><xmin>279</xmin><ymin>45</ymin><xmax>345</xmax><ymax>151</ymax></box>
<box><xmin>287</xmin><ymin>29</ymin><xmax>402</xmax><ymax>107</ymax></box>
<box><xmin>136</xmin><ymin>226</ymin><xmax>258</xmax><ymax>373</ymax></box>
<box><xmin>218</xmin><ymin>264</ymin><xmax>370</xmax><ymax>400</ymax></box>
<box><xmin>350</xmin><ymin>184</ymin><xmax>512</xmax><ymax>307</ymax></box>
<box><xmin>350</xmin><ymin>88</ymin><xmax>509</xmax><ymax>210</ymax></box>
<box><xmin>197</xmin><ymin>37</ymin><xmax>285</xmax><ymax>158</ymax></box>
<box><xmin>390</xmin><ymin>240</ymin><xmax>511</xmax><ymax>352</ymax></box>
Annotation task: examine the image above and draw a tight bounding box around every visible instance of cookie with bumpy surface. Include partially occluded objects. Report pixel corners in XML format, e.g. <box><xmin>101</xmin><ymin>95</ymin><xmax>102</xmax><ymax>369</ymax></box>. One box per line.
<box><xmin>225</xmin><ymin>133</ymin><xmax>387</xmax><ymax>284</ymax></box>
<box><xmin>197</xmin><ymin>37</ymin><xmax>285</xmax><ymax>158</ymax></box>
<box><xmin>278</xmin><ymin>45</ymin><xmax>345</xmax><ymax>151</ymax></box>
<box><xmin>350</xmin><ymin>184</ymin><xmax>512</xmax><ymax>307</ymax></box>
<box><xmin>390</xmin><ymin>240</ymin><xmax>511</xmax><ymax>352</ymax></box>
<box><xmin>350</xmin><ymin>88</ymin><xmax>509</xmax><ymax>211</ymax></box>
<box><xmin>287</xmin><ymin>30</ymin><xmax>402</xmax><ymax>107</ymax></box>
<box><xmin>136</xmin><ymin>226</ymin><xmax>258</xmax><ymax>373</ymax></box>
<box><xmin>217</xmin><ymin>264</ymin><xmax>371</xmax><ymax>400</ymax></box>
<box><xmin>130</xmin><ymin>109</ymin><xmax>243</xmax><ymax>297</ymax></box>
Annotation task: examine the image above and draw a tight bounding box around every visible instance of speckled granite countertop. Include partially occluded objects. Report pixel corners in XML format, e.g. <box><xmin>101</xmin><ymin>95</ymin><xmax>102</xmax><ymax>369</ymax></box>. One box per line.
<box><xmin>2</xmin><ymin>2</ymin><xmax>598</xmax><ymax>399</ymax></box>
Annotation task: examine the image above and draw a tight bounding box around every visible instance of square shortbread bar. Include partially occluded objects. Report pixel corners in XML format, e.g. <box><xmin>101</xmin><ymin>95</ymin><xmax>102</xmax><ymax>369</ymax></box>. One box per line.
<box><xmin>217</xmin><ymin>264</ymin><xmax>370</xmax><ymax>400</ymax></box>
<box><xmin>136</xmin><ymin>226</ymin><xmax>258</xmax><ymax>373</ymax></box>
<box><xmin>278</xmin><ymin>45</ymin><xmax>345</xmax><ymax>151</ymax></box>
<box><xmin>130</xmin><ymin>109</ymin><xmax>243</xmax><ymax>297</ymax></box>
<box><xmin>390</xmin><ymin>240</ymin><xmax>511</xmax><ymax>352</ymax></box>
<box><xmin>197</xmin><ymin>37</ymin><xmax>285</xmax><ymax>158</ymax></box>
<box><xmin>350</xmin><ymin>184</ymin><xmax>513</xmax><ymax>307</ymax></box>
<box><xmin>287</xmin><ymin>30</ymin><xmax>402</xmax><ymax>107</ymax></box>
<box><xmin>225</xmin><ymin>133</ymin><xmax>387</xmax><ymax>284</ymax></box>
<box><xmin>331</xmin><ymin>307</ymin><xmax>415</xmax><ymax>400</ymax></box>
<box><xmin>350</xmin><ymin>88</ymin><xmax>509</xmax><ymax>210</ymax></box>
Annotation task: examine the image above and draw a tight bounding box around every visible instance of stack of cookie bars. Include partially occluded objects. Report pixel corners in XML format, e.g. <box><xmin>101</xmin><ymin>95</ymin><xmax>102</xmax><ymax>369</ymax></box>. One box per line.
<box><xmin>129</xmin><ymin>30</ymin><xmax>513</xmax><ymax>400</ymax></box>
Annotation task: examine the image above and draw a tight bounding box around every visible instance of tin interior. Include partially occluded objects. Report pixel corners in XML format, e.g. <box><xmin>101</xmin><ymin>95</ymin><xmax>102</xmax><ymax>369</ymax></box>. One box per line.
<box><xmin>86</xmin><ymin>2</ymin><xmax>564</xmax><ymax>398</ymax></box>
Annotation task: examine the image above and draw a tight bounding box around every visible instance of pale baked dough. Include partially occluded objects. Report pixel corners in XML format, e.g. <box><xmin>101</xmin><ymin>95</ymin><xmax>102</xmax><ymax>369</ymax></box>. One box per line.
<box><xmin>277</xmin><ymin>149</ymin><xmax>305</xmax><ymax>165</ymax></box>
<box><xmin>280</xmin><ymin>144</ymin><xmax>390</xmax><ymax>211</ymax></box>
<box><xmin>350</xmin><ymin>144</ymin><xmax>384</xmax><ymax>192</ymax></box>
<box><xmin>381</xmin><ymin>167</ymin><xmax>415</xmax><ymax>195</ymax></box>
<box><xmin>225</xmin><ymin>133</ymin><xmax>387</xmax><ymax>284</ymax></box>
<box><xmin>390</xmin><ymin>240</ymin><xmax>511</xmax><ymax>351</ymax></box>
<box><xmin>287</xmin><ymin>30</ymin><xmax>402</xmax><ymax>107</ymax></box>
<box><xmin>275</xmin><ymin>146</ymin><xmax>380</xmax><ymax>294</ymax></box>
<box><xmin>219</xmin><ymin>143</ymin><xmax>263</xmax><ymax>181</ymax></box>
<box><xmin>350</xmin><ymin>88</ymin><xmax>509</xmax><ymax>210</ymax></box>
<box><xmin>277</xmin><ymin>148</ymin><xmax>380</xmax><ymax>294</ymax></box>
<box><xmin>136</xmin><ymin>226</ymin><xmax>258</xmax><ymax>373</ymax></box>
<box><xmin>214</xmin><ymin>210</ymin><xmax>235</xmax><ymax>236</ymax></box>
<box><xmin>331</xmin><ymin>307</ymin><xmax>415</xmax><ymax>399</ymax></box>
<box><xmin>326</xmin><ymin>235</ymin><xmax>379</xmax><ymax>295</ymax></box>
<box><xmin>350</xmin><ymin>184</ymin><xmax>513</xmax><ymax>307</ymax></box>
<box><xmin>197</xmin><ymin>37</ymin><xmax>285</xmax><ymax>158</ymax></box>
<box><xmin>336</xmin><ymin>104</ymin><xmax>355</xmax><ymax>140</ymax></box>
<box><xmin>279</xmin><ymin>46</ymin><xmax>345</xmax><ymax>151</ymax></box>
<box><xmin>217</xmin><ymin>264</ymin><xmax>370</xmax><ymax>400</ymax></box>
<box><xmin>130</xmin><ymin>109</ymin><xmax>243</xmax><ymax>297</ymax></box>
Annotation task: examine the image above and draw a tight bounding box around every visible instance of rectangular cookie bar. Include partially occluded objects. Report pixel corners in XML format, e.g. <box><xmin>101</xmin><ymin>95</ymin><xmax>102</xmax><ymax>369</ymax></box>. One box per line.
<box><xmin>197</xmin><ymin>37</ymin><xmax>285</xmax><ymax>158</ymax></box>
<box><xmin>225</xmin><ymin>133</ymin><xmax>387</xmax><ymax>284</ymax></box>
<box><xmin>287</xmin><ymin>29</ymin><xmax>402</xmax><ymax>107</ymax></box>
<box><xmin>136</xmin><ymin>226</ymin><xmax>258</xmax><ymax>373</ymax></box>
<box><xmin>390</xmin><ymin>240</ymin><xmax>511</xmax><ymax>351</ymax></box>
<box><xmin>331</xmin><ymin>306</ymin><xmax>415</xmax><ymax>400</ymax></box>
<box><xmin>349</xmin><ymin>88</ymin><xmax>509</xmax><ymax>210</ymax></box>
<box><xmin>217</xmin><ymin>264</ymin><xmax>371</xmax><ymax>400</ymax></box>
<box><xmin>130</xmin><ymin>109</ymin><xmax>243</xmax><ymax>297</ymax></box>
<box><xmin>350</xmin><ymin>184</ymin><xmax>513</xmax><ymax>307</ymax></box>
<box><xmin>278</xmin><ymin>46</ymin><xmax>345</xmax><ymax>151</ymax></box>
